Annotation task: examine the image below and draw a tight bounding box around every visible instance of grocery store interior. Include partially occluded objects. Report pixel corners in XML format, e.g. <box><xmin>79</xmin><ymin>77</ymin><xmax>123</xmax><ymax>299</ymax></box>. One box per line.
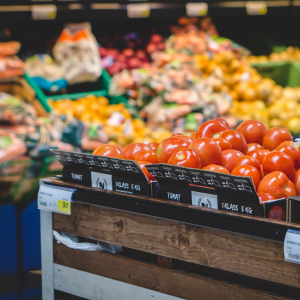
<box><xmin>3</xmin><ymin>1</ymin><xmax>300</xmax><ymax>300</ymax></box>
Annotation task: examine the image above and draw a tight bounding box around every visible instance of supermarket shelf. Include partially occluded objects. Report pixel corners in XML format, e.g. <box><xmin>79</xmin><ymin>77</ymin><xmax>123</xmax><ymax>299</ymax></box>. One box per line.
<box><xmin>0</xmin><ymin>0</ymin><xmax>294</xmax><ymax>20</ymax></box>
<box><xmin>43</xmin><ymin>177</ymin><xmax>300</xmax><ymax>243</ymax></box>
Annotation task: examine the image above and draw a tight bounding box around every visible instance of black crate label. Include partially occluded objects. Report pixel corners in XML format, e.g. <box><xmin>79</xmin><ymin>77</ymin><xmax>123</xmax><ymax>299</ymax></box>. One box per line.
<box><xmin>146</xmin><ymin>164</ymin><xmax>259</xmax><ymax>202</ymax></box>
<box><xmin>51</xmin><ymin>149</ymin><xmax>148</xmax><ymax>181</ymax></box>
<box><xmin>91</xmin><ymin>172</ymin><xmax>113</xmax><ymax>190</ymax></box>
<box><xmin>191</xmin><ymin>191</ymin><xmax>218</xmax><ymax>209</ymax></box>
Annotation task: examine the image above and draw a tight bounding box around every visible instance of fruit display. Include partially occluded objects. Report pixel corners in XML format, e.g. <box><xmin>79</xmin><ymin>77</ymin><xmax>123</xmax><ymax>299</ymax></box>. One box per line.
<box><xmin>247</xmin><ymin>47</ymin><xmax>300</xmax><ymax>64</ymax></box>
<box><xmin>92</xmin><ymin>118</ymin><xmax>300</xmax><ymax>202</ymax></box>
<box><xmin>50</xmin><ymin>95</ymin><xmax>170</xmax><ymax>147</ymax></box>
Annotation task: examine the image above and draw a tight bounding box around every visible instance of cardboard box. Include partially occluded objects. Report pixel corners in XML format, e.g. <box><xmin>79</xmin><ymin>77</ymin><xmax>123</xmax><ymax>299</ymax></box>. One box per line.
<box><xmin>147</xmin><ymin>164</ymin><xmax>286</xmax><ymax>220</ymax></box>
<box><xmin>51</xmin><ymin>149</ymin><xmax>152</xmax><ymax>196</ymax></box>
<box><xmin>287</xmin><ymin>196</ymin><xmax>300</xmax><ymax>223</ymax></box>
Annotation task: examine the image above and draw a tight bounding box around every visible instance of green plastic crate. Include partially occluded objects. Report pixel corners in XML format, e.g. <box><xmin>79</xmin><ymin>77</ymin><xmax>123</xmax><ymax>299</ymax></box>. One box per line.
<box><xmin>24</xmin><ymin>69</ymin><xmax>140</xmax><ymax>119</ymax></box>
<box><xmin>252</xmin><ymin>61</ymin><xmax>300</xmax><ymax>87</ymax></box>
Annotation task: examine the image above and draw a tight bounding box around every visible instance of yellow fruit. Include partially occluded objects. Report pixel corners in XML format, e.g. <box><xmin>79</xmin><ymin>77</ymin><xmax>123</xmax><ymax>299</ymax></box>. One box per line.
<box><xmin>242</xmin><ymin>88</ymin><xmax>257</xmax><ymax>101</ymax></box>
<box><xmin>287</xmin><ymin>117</ymin><xmax>300</xmax><ymax>135</ymax></box>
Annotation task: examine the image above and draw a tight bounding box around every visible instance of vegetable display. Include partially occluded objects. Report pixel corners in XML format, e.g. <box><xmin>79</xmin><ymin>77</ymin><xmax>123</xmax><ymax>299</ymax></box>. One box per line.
<box><xmin>91</xmin><ymin>118</ymin><xmax>300</xmax><ymax>202</ymax></box>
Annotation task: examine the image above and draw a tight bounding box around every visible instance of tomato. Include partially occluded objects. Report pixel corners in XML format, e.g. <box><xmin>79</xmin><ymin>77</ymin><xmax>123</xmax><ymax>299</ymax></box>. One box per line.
<box><xmin>123</xmin><ymin>143</ymin><xmax>151</xmax><ymax>160</ymax></box>
<box><xmin>189</xmin><ymin>138</ymin><xmax>222</xmax><ymax>167</ymax></box>
<box><xmin>236</xmin><ymin>120</ymin><xmax>267</xmax><ymax>144</ymax></box>
<box><xmin>276</xmin><ymin>144</ymin><xmax>300</xmax><ymax>169</ymax></box>
<box><xmin>175</xmin><ymin>135</ymin><xmax>193</xmax><ymax>146</ymax></box>
<box><xmin>220</xmin><ymin>130</ymin><xmax>247</xmax><ymax>154</ymax></box>
<box><xmin>280</xmin><ymin>141</ymin><xmax>300</xmax><ymax>152</ymax></box>
<box><xmin>168</xmin><ymin>149</ymin><xmax>201</xmax><ymax>169</ymax></box>
<box><xmin>148</xmin><ymin>142</ymin><xmax>159</xmax><ymax>152</ymax></box>
<box><xmin>231</xmin><ymin>165</ymin><xmax>261</xmax><ymax>190</ymax></box>
<box><xmin>293</xmin><ymin>169</ymin><xmax>300</xmax><ymax>195</ymax></box>
<box><xmin>263</xmin><ymin>127</ymin><xmax>293</xmax><ymax>151</ymax></box>
<box><xmin>247</xmin><ymin>143</ymin><xmax>263</xmax><ymax>153</ymax></box>
<box><xmin>135</xmin><ymin>150</ymin><xmax>157</xmax><ymax>163</ymax></box>
<box><xmin>262</xmin><ymin>151</ymin><xmax>295</xmax><ymax>179</ymax></box>
<box><xmin>196</xmin><ymin>120</ymin><xmax>229</xmax><ymax>139</ymax></box>
<box><xmin>221</xmin><ymin>149</ymin><xmax>244</xmax><ymax>173</ymax></box>
<box><xmin>232</xmin><ymin>155</ymin><xmax>261</xmax><ymax>173</ymax></box>
<box><xmin>257</xmin><ymin>193</ymin><xmax>275</xmax><ymax>202</ymax></box>
<box><xmin>156</xmin><ymin>137</ymin><xmax>189</xmax><ymax>163</ymax></box>
<box><xmin>202</xmin><ymin>164</ymin><xmax>230</xmax><ymax>174</ymax></box>
<box><xmin>92</xmin><ymin>144</ymin><xmax>125</xmax><ymax>159</ymax></box>
<box><xmin>258</xmin><ymin>171</ymin><xmax>296</xmax><ymax>199</ymax></box>
<box><xmin>137</xmin><ymin>161</ymin><xmax>156</xmax><ymax>182</ymax></box>
<box><xmin>214</xmin><ymin>138</ymin><xmax>232</xmax><ymax>151</ymax></box>
<box><xmin>214</xmin><ymin>118</ymin><xmax>230</xmax><ymax>128</ymax></box>
<box><xmin>190</xmin><ymin>132</ymin><xmax>196</xmax><ymax>139</ymax></box>
<box><xmin>247</xmin><ymin>149</ymin><xmax>270</xmax><ymax>164</ymax></box>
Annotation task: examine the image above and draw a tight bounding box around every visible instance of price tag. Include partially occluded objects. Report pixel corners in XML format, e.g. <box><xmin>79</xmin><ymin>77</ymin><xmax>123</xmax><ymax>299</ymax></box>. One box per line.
<box><xmin>284</xmin><ymin>229</ymin><xmax>300</xmax><ymax>264</ymax></box>
<box><xmin>127</xmin><ymin>3</ymin><xmax>150</xmax><ymax>18</ymax></box>
<box><xmin>186</xmin><ymin>3</ymin><xmax>208</xmax><ymax>16</ymax></box>
<box><xmin>31</xmin><ymin>4</ymin><xmax>57</xmax><ymax>20</ymax></box>
<box><xmin>191</xmin><ymin>191</ymin><xmax>218</xmax><ymax>209</ymax></box>
<box><xmin>246</xmin><ymin>1</ymin><xmax>267</xmax><ymax>15</ymax></box>
<box><xmin>38</xmin><ymin>184</ymin><xmax>75</xmax><ymax>215</ymax></box>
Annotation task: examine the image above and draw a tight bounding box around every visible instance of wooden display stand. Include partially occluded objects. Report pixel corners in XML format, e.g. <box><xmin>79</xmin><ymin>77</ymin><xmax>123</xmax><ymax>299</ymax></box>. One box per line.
<box><xmin>41</xmin><ymin>177</ymin><xmax>300</xmax><ymax>300</ymax></box>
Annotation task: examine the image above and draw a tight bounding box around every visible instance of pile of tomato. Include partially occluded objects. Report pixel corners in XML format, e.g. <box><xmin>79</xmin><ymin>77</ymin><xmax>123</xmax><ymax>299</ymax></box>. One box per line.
<box><xmin>93</xmin><ymin>118</ymin><xmax>300</xmax><ymax>202</ymax></box>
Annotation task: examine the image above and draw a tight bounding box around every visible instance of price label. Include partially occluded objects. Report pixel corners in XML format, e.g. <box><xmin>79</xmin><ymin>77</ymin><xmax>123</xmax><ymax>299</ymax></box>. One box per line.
<box><xmin>191</xmin><ymin>191</ymin><xmax>218</xmax><ymax>209</ymax></box>
<box><xmin>38</xmin><ymin>184</ymin><xmax>75</xmax><ymax>215</ymax></box>
<box><xmin>31</xmin><ymin>4</ymin><xmax>57</xmax><ymax>20</ymax></box>
<box><xmin>91</xmin><ymin>172</ymin><xmax>113</xmax><ymax>190</ymax></box>
<box><xmin>186</xmin><ymin>3</ymin><xmax>208</xmax><ymax>16</ymax></box>
<box><xmin>246</xmin><ymin>1</ymin><xmax>267</xmax><ymax>15</ymax></box>
<box><xmin>284</xmin><ymin>229</ymin><xmax>300</xmax><ymax>264</ymax></box>
<box><xmin>127</xmin><ymin>3</ymin><xmax>150</xmax><ymax>18</ymax></box>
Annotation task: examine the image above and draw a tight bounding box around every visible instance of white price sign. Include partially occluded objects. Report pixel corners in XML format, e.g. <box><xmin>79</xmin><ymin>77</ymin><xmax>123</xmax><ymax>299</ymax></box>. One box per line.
<box><xmin>246</xmin><ymin>1</ymin><xmax>267</xmax><ymax>15</ymax></box>
<box><xmin>91</xmin><ymin>172</ymin><xmax>113</xmax><ymax>190</ymax></box>
<box><xmin>127</xmin><ymin>3</ymin><xmax>150</xmax><ymax>18</ymax></box>
<box><xmin>186</xmin><ymin>3</ymin><xmax>208</xmax><ymax>16</ymax></box>
<box><xmin>284</xmin><ymin>229</ymin><xmax>300</xmax><ymax>264</ymax></box>
<box><xmin>38</xmin><ymin>184</ymin><xmax>75</xmax><ymax>215</ymax></box>
<box><xmin>191</xmin><ymin>191</ymin><xmax>218</xmax><ymax>209</ymax></box>
<box><xmin>31</xmin><ymin>4</ymin><xmax>57</xmax><ymax>20</ymax></box>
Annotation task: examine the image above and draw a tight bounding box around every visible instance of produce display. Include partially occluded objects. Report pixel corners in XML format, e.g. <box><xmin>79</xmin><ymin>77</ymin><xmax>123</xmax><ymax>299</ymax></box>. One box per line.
<box><xmin>247</xmin><ymin>47</ymin><xmax>300</xmax><ymax>64</ymax></box>
<box><xmin>91</xmin><ymin>118</ymin><xmax>300</xmax><ymax>202</ymax></box>
<box><xmin>50</xmin><ymin>95</ymin><xmax>170</xmax><ymax>147</ymax></box>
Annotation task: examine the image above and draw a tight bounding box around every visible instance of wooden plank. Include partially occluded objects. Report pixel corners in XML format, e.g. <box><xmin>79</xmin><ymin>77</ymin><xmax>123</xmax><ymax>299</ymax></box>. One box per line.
<box><xmin>53</xmin><ymin>202</ymin><xmax>300</xmax><ymax>289</ymax></box>
<box><xmin>53</xmin><ymin>243</ymin><xmax>292</xmax><ymax>300</ymax></box>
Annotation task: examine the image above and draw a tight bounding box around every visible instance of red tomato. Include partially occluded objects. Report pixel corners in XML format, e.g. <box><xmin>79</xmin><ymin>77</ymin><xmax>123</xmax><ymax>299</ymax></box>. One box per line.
<box><xmin>196</xmin><ymin>120</ymin><xmax>229</xmax><ymax>139</ymax></box>
<box><xmin>248</xmin><ymin>149</ymin><xmax>270</xmax><ymax>164</ymax></box>
<box><xmin>124</xmin><ymin>143</ymin><xmax>150</xmax><ymax>160</ymax></box>
<box><xmin>168</xmin><ymin>149</ymin><xmax>201</xmax><ymax>169</ymax></box>
<box><xmin>190</xmin><ymin>132</ymin><xmax>196</xmax><ymax>139</ymax></box>
<box><xmin>189</xmin><ymin>138</ymin><xmax>222</xmax><ymax>167</ymax></box>
<box><xmin>135</xmin><ymin>150</ymin><xmax>157</xmax><ymax>163</ymax></box>
<box><xmin>263</xmin><ymin>127</ymin><xmax>293</xmax><ymax>151</ymax></box>
<box><xmin>221</xmin><ymin>149</ymin><xmax>244</xmax><ymax>173</ymax></box>
<box><xmin>175</xmin><ymin>135</ymin><xmax>193</xmax><ymax>146</ymax></box>
<box><xmin>156</xmin><ymin>137</ymin><xmax>189</xmax><ymax>163</ymax></box>
<box><xmin>262</xmin><ymin>151</ymin><xmax>295</xmax><ymax>179</ymax></box>
<box><xmin>280</xmin><ymin>141</ymin><xmax>300</xmax><ymax>151</ymax></box>
<box><xmin>214</xmin><ymin>138</ymin><xmax>232</xmax><ymax>151</ymax></box>
<box><xmin>231</xmin><ymin>165</ymin><xmax>261</xmax><ymax>190</ymax></box>
<box><xmin>257</xmin><ymin>193</ymin><xmax>276</xmax><ymax>202</ymax></box>
<box><xmin>137</xmin><ymin>161</ymin><xmax>156</xmax><ymax>182</ymax></box>
<box><xmin>92</xmin><ymin>144</ymin><xmax>125</xmax><ymax>159</ymax></box>
<box><xmin>258</xmin><ymin>171</ymin><xmax>296</xmax><ymax>199</ymax></box>
<box><xmin>202</xmin><ymin>164</ymin><xmax>230</xmax><ymax>174</ymax></box>
<box><xmin>247</xmin><ymin>143</ymin><xmax>263</xmax><ymax>153</ymax></box>
<box><xmin>220</xmin><ymin>130</ymin><xmax>247</xmax><ymax>154</ymax></box>
<box><xmin>276</xmin><ymin>144</ymin><xmax>300</xmax><ymax>169</ymax></box>
<box><xmin>236</xmin><ymin>120</ymin><xmax>267</xmax><ymax>144</ymax></box>
<box><xmin>214</xmin><ymin>118</ymin><xmax>230</xmax><ymax>128</ymax></box>
<box><xmin>232</xmin><ymin>155</ymin><xmax>261</xmax><ymax>173</ymax></box>
<box><xmin>293</xmin><ymin>169</ymin><xmax>300</xmax><ymax>195</ymax></box>
<box><xmin>148</xmin><ymin>142</ymin><xmax>159</xmax><ymax>152</ymax></box>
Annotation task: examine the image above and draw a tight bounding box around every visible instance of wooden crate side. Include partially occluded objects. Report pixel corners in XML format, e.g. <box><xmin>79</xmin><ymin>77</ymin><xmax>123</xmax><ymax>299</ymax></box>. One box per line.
<box><xmin>53</xmin><ymin>202</ymin><xmax>300</xmax><ymax>288</ymax></box>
